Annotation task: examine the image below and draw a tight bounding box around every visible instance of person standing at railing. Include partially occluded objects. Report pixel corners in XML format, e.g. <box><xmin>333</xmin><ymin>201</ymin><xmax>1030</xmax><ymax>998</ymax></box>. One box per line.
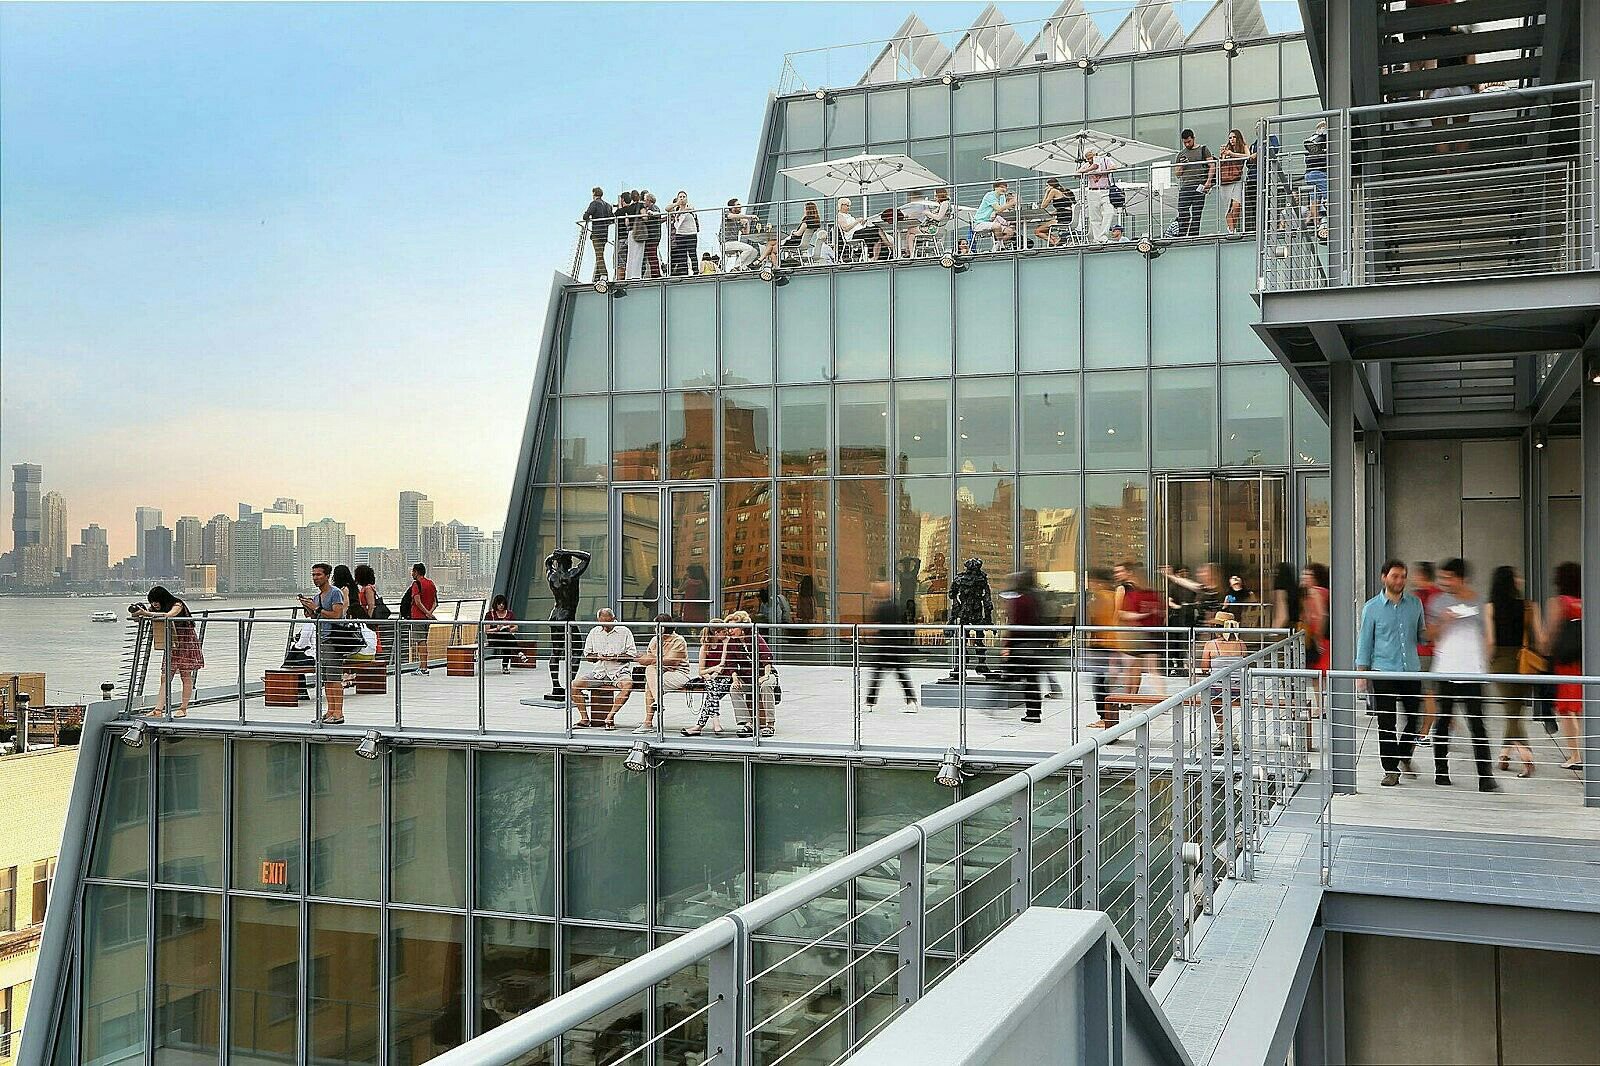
<box><xmin>1219</xmin><ymin>130</ymin><xmax>1250</xmax><ymax>236</ymax></box>
<box><xmin>612</xmin><ymin>190</ymin><xmax>635</xmax><ymax>279</ymax></box>
<box><xmin>722</xmin><ymin>198</ymin><xmax>759</xmax><ymax>272</ymax></box>
<box><xmin>1356</xmin><ymin>560</ymin><xmax>1426</xmax><ymax>788</ymax></box>
<box><xmin>1426</xmin><ymin>558</ymin><xmax>1496</xmax><ymax>791</ymax></box>
<box><xmin>299</xmin><ymin>563</ymin><xmax>350</xmax><ymax>725</ymax></box>
<box><xmin>1172</xmin><ymin>129</ymin><xmax>1215</xmax><ymax>239</ymax></box>
<box><xmin>1301</xmin><ymin>121</ymin><xmax>1329</xmax><ymax>242</ymax></box>
<box><xmin>131</xmin><ymin>585</ymin><xmax>203</xmax><ymax>718</ymax></box>
<box><xmin>401</xmin><ymin>562</ymin><xmax>439</xmax><ymax>675</ymax></box>
<box><xmin>1543</xmin><ymin>561</ymin><xmax>1584</xmax><ymax>771</ymax></box>
<box><xmin>1485</xmin><ymin>566</ymin><xmax>1541</xmax><ymax>778</ymax></box>
<box><xmin>582</xmin><ymin>187</ymin><xmax>614</xmax><ymax>282</ymax></box>
<box><xmin>624</xmin><ymin>190</ymin><xmax>649</xmax><ymax>280</ymax></box>
<box><xmin>667</xmin><ymin>191</ymin><xmax>699</xmax><ymax>277</ymax></box>
<box><xmin>1077</xmin><ymin>149</ymin><xmax>1116</xmax><ymax>242</ymax></box>
<box><xmin>641</xmin><ymin>191</ymin><xmax>665</xmax><ymax>279</ymax></box>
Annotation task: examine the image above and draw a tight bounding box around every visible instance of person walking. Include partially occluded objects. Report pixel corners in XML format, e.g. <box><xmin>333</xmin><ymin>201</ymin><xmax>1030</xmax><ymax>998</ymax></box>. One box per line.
<box><xmin>1427</xmin><ymin>558</ymin><xmax>1496</xmax><ymax>791</ymax></box>
<box><xmin>1544</xmin><ymin>561</ymin><xmax>1584</xmax><ymax>770</ymax></box>
<box><xmin>582</xmin><ymin>187</ymin><xmax>613</xmax><ymax>281</ymax></box>
<box><xmin>1114</xmin><ymin>562</ymin><xmax>1163</xmax><ymax>699</ymax></box>
<box><xmin>1003</xmin><ymin>570</ymin><xmax>1046</xmax><ymax>724</ymax></box>
<box><xmin>1411</xmin><ymin>561</ymin><xmax>1442</xmax><ymax>741</ymax></box>
<box><xmin>1200</xmin><ymin>611</ymin><xmax>1249</xmax><ymax>753</ymax></box>
<box><xmin>401</xmin><ymin>562</ymin><xmax>439</xmax><ymax>675</ymax></box>
<box><xmin>133</xmin><ymin>585</ymin><xmax>204</xmax><ymax>717</ymax></box>
<box><xmin>1172</xmin><ymin>128</ymin><xmax>1215</xmax><ymax>238</ymax></box>
<box><xmin>1485</xmin><ymin>566</ymin><xmax>1540</xmax><ymax>778</ymax></box>
<box><xmin>667</xmin><ymin>191</ymin><xmax>699</xmax><ymax>276</ymax></box>
<box><xmin>863</xmin><ymin>580</ymin><xmax>918</xmax><ymax>713</ymax></box>
<box><xmin>1085</xmin><ymin>568</ymin><xmax>1122</xmax><ymax>729</ymax></box>
<box><xmin>299</xmin><ymin>563</ymin><xmax>351</xmax><ymax>725</ymax></box>
<box><xmin>1355</xmin><ymin>560</ymin><xmax>1426</xmax><ymax>787</ymax></box>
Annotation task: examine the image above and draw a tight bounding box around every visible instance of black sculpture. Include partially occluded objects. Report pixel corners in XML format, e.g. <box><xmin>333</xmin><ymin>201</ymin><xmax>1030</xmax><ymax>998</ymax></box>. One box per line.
<box><xmin>545</xmin><ymin>549</ymin><xmax>591</xmax><ymax>700</ymax></box>
<box><xmin>895</xmin><ymin>556</ymin><xmax>923</xmax><ymax>624</ymax></box>
<box><xmin>945</xmin><ymin>557</ymin><xmax>996</xmax><ymax>679</ymax></box>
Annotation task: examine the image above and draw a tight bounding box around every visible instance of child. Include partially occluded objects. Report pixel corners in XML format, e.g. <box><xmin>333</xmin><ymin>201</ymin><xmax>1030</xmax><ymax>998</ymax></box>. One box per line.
<box><xmin>699</xmin><ymin>252</ymin><xmax>719</xmax><ymax>275</ymax></box>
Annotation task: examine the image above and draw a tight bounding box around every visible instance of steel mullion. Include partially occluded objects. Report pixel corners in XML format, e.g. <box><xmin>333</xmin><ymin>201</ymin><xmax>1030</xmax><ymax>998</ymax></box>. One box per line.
<box><xmin>378</xmin><ymin>742</ymin><xmax>391</xmax><ymax>1066</ymax></box>
<box><xmin>217</xmin><ymin>736</ymin><xmax>233</xmax><ymax>1065</ymax></box>
<box><xmin>552</xmin><ymin>750</ymin><xmax>566</xmax><ymax>1066</ymax></box>
<box><xmin>465</xmin><ymin>749</ymin><xmax>479</xmax><ymax>1041</ymax></box>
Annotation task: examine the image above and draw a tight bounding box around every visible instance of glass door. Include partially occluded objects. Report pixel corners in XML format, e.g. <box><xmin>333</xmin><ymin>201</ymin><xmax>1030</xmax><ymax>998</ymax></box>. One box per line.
<box><xmin>613</xmin><ymin>486</ymin><xmax>716</xmax><ymax>623</ymax></box>
<box><xmin>1299</xmin><ymin>472</ymin><xmax>1331</xmax><ymax>574</ymax></box>
<box><xmin>616</xmin><ymin>489</ymin><xmax>662</xmax><ymax>623</ymax></box>
<box><xmin>1155</xmin><ymin>476</ymin><xmax>1215</xmax><ymax>579</ymax></box>
<box><xmin>1154</xmin><ymin>473</ymin><xmax>1287</xmax><ymax>628</ymax></box>
<box><xmin>667</xmin><ymin>486</ymin><xmax>714</xmax><ymax>623</ymax></box>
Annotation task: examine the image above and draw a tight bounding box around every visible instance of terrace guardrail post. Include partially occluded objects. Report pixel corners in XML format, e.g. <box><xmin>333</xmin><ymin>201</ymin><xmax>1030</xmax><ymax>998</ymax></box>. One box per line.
<box><xmin>852</xmin><ymin>625</ymin><xmax>862</xmax><ymax>751</ymax></box>
<box><xmin>1134</xmin><ymin>720</ymin><xmax>1151</xmax><ymax>971</ymax></box>
<box><xmin>1241</xmin><ymin>674</ymin><xmax>1256</xmax><ymax>881</ymax></box>
<box><xmin>1170</xmin><ymin>698</ymin><xmax>1188</xmax><ymax>962</ymax></box>
<box><xmin>706</xmin><ymin>932</ymin><xmax>740</xmax><ymax>1065</ymax></box>
<box><xmin>1198</xmin><ymin>684</ymin><xmax>1215</xmax><ymax>915</ymax></box>
<box><xmin>1082</xmin><ymin>745</ymin><xmax>1100</xmax><ymax>911</ymax></box>
<box><xmin>896</xmin><ymin>834</ymin><xmax>926</xmax><ymax>1008</ymax></box>
<box><xmin>1009</xmin><ymin>784</ymin><xmax>1031</xmax><ymax>918</ymax></box>
<box><xmin>237</xmin><ymin>620</ymin><xmax>247</xmax><ymax>724</ymax></box>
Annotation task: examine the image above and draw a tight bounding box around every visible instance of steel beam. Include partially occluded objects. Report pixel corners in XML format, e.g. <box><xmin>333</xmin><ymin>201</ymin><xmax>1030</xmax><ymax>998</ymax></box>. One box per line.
<box><xmin>1532</xmin><ymin>352</ymin><xmax>1583</xmax><ymax>427</ymax></box>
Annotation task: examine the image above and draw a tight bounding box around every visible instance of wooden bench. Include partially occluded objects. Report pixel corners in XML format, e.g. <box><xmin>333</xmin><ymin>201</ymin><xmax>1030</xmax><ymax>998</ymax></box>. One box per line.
<box><xmin>446</xmin><ymin>645</ymin><xmax>478</xmax><ymax>677</ymax></box>
<box><xmin>264</xmin><ymin>668</ymin><xmax>311</xmax><ymax>706</ymax></box>
<box><xmin>351</xmin><ymin>659</ymin><xmax>389</xmax><ymax>695</ymax></box>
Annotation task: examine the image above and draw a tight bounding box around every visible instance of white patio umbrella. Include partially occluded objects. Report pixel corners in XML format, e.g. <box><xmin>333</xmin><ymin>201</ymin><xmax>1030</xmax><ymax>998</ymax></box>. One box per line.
<box><xmin>986</xmin><ymin>130</ymin><xmax>1173</xmax><ymax>176</ymax></box>
<box><xmin>780</xmin><ymin>152</ymin><xmax>947</xmax><ymax>202</ymax></box>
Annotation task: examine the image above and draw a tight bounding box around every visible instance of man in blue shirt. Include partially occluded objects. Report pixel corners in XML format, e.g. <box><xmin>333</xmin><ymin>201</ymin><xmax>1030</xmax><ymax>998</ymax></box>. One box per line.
<box><xmin>1356</xmin><ymin>559</ymin><xmax>1426</xmax><ymax>786</ymax></box>
<box><xmin>972</xmin><ymin>180</ymin><xmax>1016</xmax><ymax>247</ymax></box>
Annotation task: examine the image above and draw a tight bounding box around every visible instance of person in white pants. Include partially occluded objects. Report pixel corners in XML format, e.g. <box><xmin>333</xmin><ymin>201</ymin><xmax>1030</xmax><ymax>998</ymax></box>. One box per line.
<box><xmin>720</xmin><ymin>198</ymin><xmax>759</xmax><ymax>271</ymax></box>
<box><xmin>1077</xmin><ymin>149</ymin><xmax>1117</xmax><ymax>242</ymax></box>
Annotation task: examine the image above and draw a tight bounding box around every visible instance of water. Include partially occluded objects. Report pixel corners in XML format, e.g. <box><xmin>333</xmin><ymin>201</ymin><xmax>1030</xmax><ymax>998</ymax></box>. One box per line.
<box><xmin>0</xmin><ymin>594</ymin><xmax>300</xmax><ymax>705</ymax></box>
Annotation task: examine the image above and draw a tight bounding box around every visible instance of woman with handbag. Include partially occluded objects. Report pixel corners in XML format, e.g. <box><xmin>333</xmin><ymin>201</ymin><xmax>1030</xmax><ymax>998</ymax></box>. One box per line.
<box><xmin>1485</xmin><ymin>566</ymin><xmax>1541</xmax><ymax>777</ymax></box>
<box><xmin>1219</xmin><ymin>129</ymin><xmax>1250</xmax><ymax>234</ymax></box>
<box><xmin>1544</xmin><ymin>561</ymin><xmax>1584</xmax><ymax>770</ymax></box>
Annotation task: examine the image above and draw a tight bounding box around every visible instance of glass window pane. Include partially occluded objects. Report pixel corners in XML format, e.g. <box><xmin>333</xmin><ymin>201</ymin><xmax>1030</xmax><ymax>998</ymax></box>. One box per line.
<box><xmin>561</xmin><ymin>396</ymin><xmax>609</xmax><ymax>483</ymax></box>
<box><xmin>837</xmin><ymin>382</ymin><xmax>891</xmax><ymax>476</ymax></box>
<box><xmin>908</xmin><ymin>84</ymin><xmax>949</xmax><ymax>139</ymax></box>
<box><xmin>478</xmin><ymin>918</ymin><xmax>554</xmax><ymax>1058</ymax></box>
<box><xmin>390</xmin><ymin>748</ymin><xmax>466</xmax><ymax>908</ymax></box>
<box><xmin>157</xmin><ymin>735</ymin><xmax>223</xmax><ymax>887</ymax></box>
<box><xmin>476</xmin><ymin>750</ymin><xmax>555</xmax><ymax>916</ymax></box>
<box><xmin>1083</xmin><ymin>254</ymin><xmax>1147</xmax><ymax>368</ymax></box>
<box><xmin>957</xmin><ymin>475</ymin><xmax>1015</xmax><ymax>578</ymax></box>
<box><xmin>562</xmin><ymin>292</ymin><xmax>608</xmax><ymax>394</ymax></box>
<box><xmin>721</xmin><ymin>280</ymin><xmax>773</xmax><ymax>385</ymax></box>
<box><xmin>669</xmin><ymin>488</ymin><xmax>714</xmax><ymax>621</ymax></box>
<box><xmin>560</xmin><ymin>486</ymin><xmax>611</xmax><ymax>621</ymax></box>
<box><xmin>1219</xmin><ymin>241</ymin><xmax>1265</xmax><ymax>361</ymax></box>
<box><xmin>657</xmin><ymin>759</ymin><xmax>746</xmax><ymax>926</ymax></box>
<box><xmin>953</xmin><ymin>133</ymin><xmax>994</xmax><ymax>187</ymax></box>
<box><xmin>1134</xmin><ymin>112</ymin><xmax>1180</xmax><ymax>159</ymax></box>
<box><xmin>1019</xmin><ymin>255</ymin><xmax>1080</xmax><ymax>372</ymax></box>
<box><xmin>1021</xmin><ymin>372</ymin><xmax>1080</xmax><ymax>471</ymax></box>
<box><xmin>667</xmin><ymin>390</ymin><xmax>716</xmax><ymax>480</ymax></box>
<box><xmin>909</xmin><ymin>139</ymin><xmax>952</xmax><ymax>194</ymax></box>
<box><xmin>956</xmin><ymin>376</ymin><xmax>1014</xmax><ymax>473</ymax></box>
<box><xmin>993</xmin><ymin>128</ymin><xmax>1043</xmax><ymax>185</ymax></box>
<box><xmin>1021</xmin><ymin>474</ymin><xmax>1081</xmax><ymax>608</ymax></box>
<box><xmin>1086</xmin><ymin>62</ymin><xmax>1131</xmax><ymax>120</ymax></box>
<box><xmin>612</xmin><ymin>393</ymin><xmax>663</xmax><ymax>482</ymax></box>
<box><xmin>779</xmin><ymin>480</ymin><xmax>831</xmax><ymax>625</ymax></box>
<box><xmin>836</xmin><ymin>479</ymin><xmax>891</xmax><ymax>623</ymax></box>
<box><xmin>896</xmin><ymin>379</ymin><xmax>951</xmax><ymax>474</ymax></box>
<box><xmin>564</xmin><ymin>756</ymin><xmax>647</xmax><ymax>922</ymax></box>
<box><xmin>898</xmin><ymin>477</ymin><xmax>953</xmax><ymax>624</ymax></box>
<box><xmin>611</xmin><ymin>284</ymin><xmax>662</xmax><ymax>392</ymax></box>
<box><xmin>231</xmin><ymin>897</ymin><xmax>299</xmax><ymax>1063</ymax></box>
<box><xmin>310</xmin><ymin>744</ymin><xmax>382</xmax><ymax>900</ymax></box>
<box><xmin>562</xmin><ymin>926</ymin><xmax>646</xmax><ymax>1065</ymax></box>
<box><xmin>1179</xmin><ymin>109</ymin><xmax>1229</xmax><ymax>176</ymax></box>
<box><xmin>750</xmin><ymin>940</ymin><xmax>849</xmax><ymax>1064</ymax></box>
<box><xmin>154</xmin><ymin>890</ymin><xmax>220</xmax><ymax>1064</ymax></box>
<box><xmin>867</xmin><ymin>87</ymin><xmax>908</xmax><ymax>141</ymax></box>
<box><xmin>83</xmin><ymin>884</ymin><xmax>147</xmax><ymax>1065</ymax></box>
<box><xmin>722</xmin><ymin>388</ymin><xmax>773</xmax><ymax>479</ymax></box>
<box><xmin>952</xmin><ymin>76</ymin><xmax>994</xmax><ymax>134</ymax></box>
<box><xmin>1152</xmin><ymin>367</ymin><xmax>1218</xmax><ymax>469</ymax></box>
<box><xmin>1134</xmin><ymin>55</ymin><xmax>1179</xmax><ymax>114</ymax></box>
<box><xmin>776</xmin><ymin>273</ymin><xmax>830</xmax><ymax>383</ymax></box>
<box><xmin>90</xmin><ymin>740</ymin><xmax>149</xmax><ymax>882</ymax></box>
<box><xmin>754</xmin><ymin>764</ymin><xmax>847</xmax><ymax>927</ymax></box>
<box><xmin>1151</xmin><ymin>244</ymin><xmax>1217</xmax><ymax>365</ymax></box>
<box><xmin>618</xmin><ymin>489</ymin><xmax>659</xmax><ymax>617</ymax></box>
<box><xmin>233</xmin><ymin>740</ymin><xmax>301</xmax><ymax>894</ymax></box>
<box><xmin>1294</xmin><ymin>387</ymin><xmax>1328</xmax><ymax>466</ymax></box>
<box><xmin>1042</xmin><ymin>68</ymin><xmax>1085</xmax><ymax>125</ymax></box>
<box><xmin>1084</xmin><ymin>371</ymin><xmax>1147</xmax><ymax>469</ymax></box>
<box><xmin>787</xmin><ymin>97</ymin><xmax>824</xmax><ymax>152</ymax></box>
<box><xmin>721</xmin><ymin>482</ymin><xmax>772</xmax><ymax>616</ymax></box>
<box><xmin>309</xmin><ymin>904</ymin><xmax>380</xmax><ymax>1065</ymax></box>
<box><xmin>893</xmin><ymin>266</ymin><xmax>952</xmax><ymax>378</ymax></box>
<box><xmin>1283</xmin><ymin>41</ymin><xmax>1318</xmax><ymax>98</ymax></box>
<box><xmin>826</xmin><ymin>93</ymin><xmax>865</xmax><ymax>147</ymax></box>
<box><xmin>1232</xmin><ymin>41</ymin><xmax>1280</xmax><ymax>102</ymax></box>
<box><xmin>1086</xmin><ymin>474</ymin><xmax>1148</xmax><ymax>577</ymax></box>
<box><xmin>1182</xmin><ymin>48</ymin><xmax>1229</xmax><ymax>110</ymax></box>
<box><xmin>1221</xmin><ymin>365</ymin><xmax>1288</xmax><ymax>466</ymax></box>
<box><xmin>955</xmin><ymin>259</ymin><xmax>1015</xmax><ymax>374</ymax></box>
<box><xmin>667</xmin><ymin>282</ymin><xmax>717</xmax><ymax>388</ymax></box>
<box><xmin>996</xmin><ymin>72</ymin><xmax>1039</xmax><ymax>127</ymax></box>
<box><xmin>389</xmin><ymin>910</ymin><xmax>463</xmax><ymax>1064</ymax></box>
<box><xmin>835</xmin><ymin>270</ymin><xmax>890</xmax><ymax>380</ymax></box>
<box><xmin>779</xmin><ymin>385</ymin><xmax>830</xmax><ymax>476</ymax></box>
<box><xmin>853</xmin><ymin>769</ymin><xmax>949</xmax><ymax>946</ymax></box>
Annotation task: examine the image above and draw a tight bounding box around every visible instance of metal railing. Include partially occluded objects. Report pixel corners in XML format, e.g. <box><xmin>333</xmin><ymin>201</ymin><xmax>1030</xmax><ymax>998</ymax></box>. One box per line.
<box><xmin>425</xmin><ymin>634</ymin><xmax>1303</xmax><ymax>1066</ymax></box>
<box><xmin>118</xmin><ymin>610</ymin><xmax>1295</xmax><ymax>758</ymax></box>
<box><xmin>1257</xmin><ymin>82</ymin><xmax>1597</xmax><ymax>291</ymax></box>
<box><xmin>573</xmin><ymin>161</ymin><xmax>1265</xmax><ymax>285</ymax></box>
<box><xmin>775</xmin><ymin>2</ymin><xmax>1303</xmax><ymax>95</ymax></box>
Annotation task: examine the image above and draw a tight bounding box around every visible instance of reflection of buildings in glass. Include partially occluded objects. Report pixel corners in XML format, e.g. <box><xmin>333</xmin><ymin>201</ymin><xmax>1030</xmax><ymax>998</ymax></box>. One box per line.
<box><xmin>721</xmin><ymin>483</ymin><xmax>771</xmax><ymax>614</ymax></box>
<box><xmin>1090</xmin><ymin>481</ymin><xmax>1149</xmax><ymax>571</ymax></box>
<box><xmin>668</xmin><ymin>392</ymin><xmax>715</xmax><ymax>480</ymax></box>
<box><xmin>778</xmin><ymin>483</ymin><xmax>829</xmax><ymax>623</ymax></box>
<box><xmin>834</xmin><ymin>481</ymin><xmax>890</xmax><ymax>623</ymax></box>
<box><xmin>956</xmin><ymin>478</ymin><xmax>1015</xmax><ymax>580</ymax></box>
<box><xmin>1022</xmin><ymin>503</ymin><xmax>1079</xmax><ymax>595</ymax></box>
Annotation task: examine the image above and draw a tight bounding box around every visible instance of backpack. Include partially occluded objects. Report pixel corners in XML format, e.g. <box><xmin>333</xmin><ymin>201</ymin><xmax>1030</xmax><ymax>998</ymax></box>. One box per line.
<box><xmin>398</xmin><ymin>583</ymin><xmax>415</xmax><ymax>619</ymax></box>
<box><xmin>1108</xmin><ymin>180</ymin><xmax>1126</xmax><ymax>209</ymax></box>
<box><xmin>370</xmin><ymin>595</ymin><xmax>393</xmax><ymax>621</ymax></box>
<box><xmin>1552</xmin><ymin>612</ymin><xmax>1583</xmax><ymax>666</ymax></box>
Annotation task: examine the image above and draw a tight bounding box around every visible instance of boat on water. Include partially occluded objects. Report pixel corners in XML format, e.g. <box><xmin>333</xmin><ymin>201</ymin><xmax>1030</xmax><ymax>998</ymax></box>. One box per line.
<box><xmin>90</xmin><ymin>610</ymin><xmax>118</xmax><ymax>623</ymax></box>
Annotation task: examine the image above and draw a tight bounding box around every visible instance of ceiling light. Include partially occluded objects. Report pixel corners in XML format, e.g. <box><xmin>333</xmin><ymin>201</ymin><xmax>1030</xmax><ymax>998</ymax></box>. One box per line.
<box><xmin>120</xmin><ymin>718</ymin><xmax>147</xmax><ymax>748</ymax></box>
<box><xmin>593</xmin><ymin>278</ymin><xmax>610</xmax><ymax>294</ymax></box>
<box><xmin>355</xmin><ymin>730</ymin><xmax>383</xmax><ymax>760</ymax></box>
<box><xmin>942</xmin><ymin>73</ymin><xmax>962</xmax><ymax>90</ymax></box>
<box><xmin>1222</xmin><ymin>37</ymin><xmax>1239</xmax><ymax>58</ymax></box>
<box><xmin>1078</xmin><ymin>57</ymin><xmax>1097</xmax><ymax>75</ymax></box>
<box><xmin>624</xmin><ymin>740</ymin><xmax>660</xmax><ymax>774</ymax></box>
<box><xmin>935</xmin><ymin>748</ymin><xmax>966</xmax><ymax>788</ymax></box>
<box><xmin>1533</xmin><ymin>429</ymin><xmax>1547</xmax><ymax>450</ymax></box>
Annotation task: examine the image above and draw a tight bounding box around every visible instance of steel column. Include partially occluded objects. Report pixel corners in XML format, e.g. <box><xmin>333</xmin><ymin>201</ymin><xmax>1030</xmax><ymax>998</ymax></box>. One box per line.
<box><xmin>1328</xmin><ymin>361</ymin><xmax>1358</xmax><ymax>793</ymax></box>
<box><xmin>1081</xmin><ymin>749</ymin><xmax>1100</xmax><ymax>911</ymax></box>
<box><xmin>1583</xmin><ymin>374</ymin><xmax>1600</xmax><ymax>805</ymax></box>
<box><xmin>895</xmin><ymin>836</ymin><xmax>926</xmax><ymax>1008</ymax></box>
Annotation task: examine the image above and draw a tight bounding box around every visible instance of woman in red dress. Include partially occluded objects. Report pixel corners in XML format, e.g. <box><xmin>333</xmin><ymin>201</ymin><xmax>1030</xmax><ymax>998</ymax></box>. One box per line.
<box><xmin>134</xmin><ymin>585</ymin><xmax>203</xmax><ymax>717</ymax></box>
<box><xmin>1544</xmin><ymin>562</ymin><xmax>1584</xmax><ymax>770</ymax></box>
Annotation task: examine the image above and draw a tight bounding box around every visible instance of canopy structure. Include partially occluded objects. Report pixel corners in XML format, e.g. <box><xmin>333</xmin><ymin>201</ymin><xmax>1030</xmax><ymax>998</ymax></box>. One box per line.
<box><xmin>986</xmin><ymin>130</ymin><xmax>1173</xmax><ymax>175</ymax></box>
<box><xmin>781</xmin><ymin>153</ymin><xmax>948</xmax><ymax>201</ymax></box>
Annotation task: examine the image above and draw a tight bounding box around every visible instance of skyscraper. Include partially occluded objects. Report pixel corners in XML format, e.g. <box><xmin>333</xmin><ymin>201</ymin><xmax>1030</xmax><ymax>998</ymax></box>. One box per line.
<box><xmin>11</xmin><ymin>463</ymin><xmax>41</xmax><ymax>553</ymax></box>
<box><xmin>41</xmin><ymin>490</ymin><xmax>67</xmax><ymax>573</ymax></box>
<box><xmin>261</xmin><ymin>525</ymin><xmax>297</xmax><ymax>591</ymax></box>
<box><xmin>69</xmin><ymin>524</ymin><xmax>110</xmax><ymax>583</ymax></box>
<box><xmin>230</xmin><ymin>512</ymin><xmax>262</xmax><ymax>591</ymax></box>
<box><xmin>175</xmin><ymin>516</ymin><xmax>203</xmax><ymax>566</ymax></box>
<box><xmin>204</xmin><ymin>514</ymin><xmax>233</xmax><ymax>590</ymax></box>
<box><xmin>398</xmin><ymin>491</ymin><xmax>433</xmax><ymax>563</ymax></box>
<box><xmin>142</xmin><ymin>525</ymin><xmax>175</xmax><ymax>581</ymax></box>
<box><xmin>297</xmin><ymin>517</ymin><xmax>350</xmax><ymax>573</ymax></box>
<box><xmin>134</xmin><ymin>506</ymin><xmax>162</xmax><ymax>567</ymax></box>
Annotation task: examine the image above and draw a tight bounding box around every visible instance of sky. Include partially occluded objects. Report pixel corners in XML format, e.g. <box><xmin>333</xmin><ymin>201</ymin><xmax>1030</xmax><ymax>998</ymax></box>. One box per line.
<box><xmin>0</xmin><ymin>0</ymin><xmax>1241</xmax><ymax>559</ymax></box>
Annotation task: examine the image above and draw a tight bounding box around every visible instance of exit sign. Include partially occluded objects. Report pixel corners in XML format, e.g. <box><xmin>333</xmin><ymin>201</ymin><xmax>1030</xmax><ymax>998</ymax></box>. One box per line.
<box><xmin>260</xmin><ymin>860</ymin><xmax>288</xmax><ymax>886</ymax></box>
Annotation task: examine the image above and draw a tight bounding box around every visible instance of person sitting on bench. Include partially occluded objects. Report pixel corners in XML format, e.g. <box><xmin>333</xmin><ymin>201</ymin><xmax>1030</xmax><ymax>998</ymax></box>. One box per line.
<box><xmin>571</xmin><ymin>608</ymin><xmax>636</xmax><ymax>730</ymax></box>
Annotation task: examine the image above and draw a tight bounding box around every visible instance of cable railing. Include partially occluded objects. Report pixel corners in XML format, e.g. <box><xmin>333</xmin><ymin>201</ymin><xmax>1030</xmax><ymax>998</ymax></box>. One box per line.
<box><xmin>421</xmin><ymin>633</ymin><xmax>1303</xmax><ymax>1066</ymax></box>
<box><xmin>115</xmin><ymin>610</ymin><xmax>1295</xmax><ymax>759</ymax></box>
<box><xmin>1257</xmin><ymin>81</ymin><xmax>1597</xmax><ymax>291</ymax></box>
<box><xmin>774</xmin><ymin>1</ymin><xmax>1303</xmax><ymax>95</ymax></box>
<box><xmin>572</xmin><ymin>161</ymin><xmax>1267</xmax><ymax>287</ymax></box>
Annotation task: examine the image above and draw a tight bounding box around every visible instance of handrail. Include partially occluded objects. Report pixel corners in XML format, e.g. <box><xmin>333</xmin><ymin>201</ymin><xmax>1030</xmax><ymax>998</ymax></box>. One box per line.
<box><xmin>428</xmin><ymin>633</ymin><xmax>1302</xmax><ymax>1066</ymax></box>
